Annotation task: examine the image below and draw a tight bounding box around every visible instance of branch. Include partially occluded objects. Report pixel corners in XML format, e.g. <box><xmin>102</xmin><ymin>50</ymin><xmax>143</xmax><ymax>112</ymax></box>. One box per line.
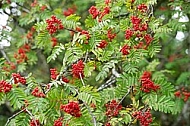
<box><xmin>5</xmin><ymin>108</ymin><xmax>26</xmax><ymax>126</ymax></box>
<box><xmin>79</xmin><ymin>73</ymin><xmax>85</xmax><ymax>86</ymax></box>
<box><xmin>97</xmin><ymin>75</ymin><xmax>116</xmax><ymax>91</ymax></box>
<box><xmin>25</xmin><ymin>108</ymin><xmax>38</xmax><ymax>126</ymax></box>
<box><xmin>0</xmin><ymin>49</ymin><xmax>10</xmax><ymax>63</ymax></box>
<box><xmin>118</xmin><ymin>87</ymin><xmax>131</xmax><ymax>105</ymax></box>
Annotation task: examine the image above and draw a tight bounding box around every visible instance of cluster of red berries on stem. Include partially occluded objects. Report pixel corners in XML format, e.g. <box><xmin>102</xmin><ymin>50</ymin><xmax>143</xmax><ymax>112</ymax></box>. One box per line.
<box><xmin>88</xmin><ymin>5</ymin><xmax>110</xmax><ymax>22</ymax></box>
<box><xmin>105</xmin><ymin>122</ymin><xmax>111</xmax><ymax>126</ymax></box>
<box><xmin>50</xmin><ymin>68</ymin><xmax>70</xmax><ymax>83</ymax></box>
<box><xmin>132</xmin><ymin>109</ymin><xmax>153</xmax><ymax>126</ymax></box>
<box><xmin>30</xmin><ymin>119</ymin><xmax>40</xmax><ymax>126</ymax></box>
<box><xmin>14</xmin><ymin>44</ymin><xmax>31</xmax><ymax>64</ymax></box>
<box><xmin>107</xmin><ymin>29</ymin><xmax>116</xmax><ymax>41</ymax></box>
<box><xmin>26</xmin><ymin>26</ymin><xmax>35</xmax><ymax>40</ymax></box>
<box><xmin>31</xmin><ymin>87</ymin><xmax>46</xmax><ymax>98</ymax></box>
<box><xmin>63</xmin><ymin>6</ymin><xmax>76</xmax><ymax>17</ymax></box>
<box><xmin>51</xmin><ymin>37</ymin><xmax>58</xmax><ymax>47</ymax></box>
<box><xmin>120</xmin><ymin>44</ymin><xmax>131</xmax><ymax>55</ymax></box>
<box><xmin>0</xmin><ymin>80</ymin><xmax>12</xmax><ymax>93</ymax></box>
<box><xmin>2</xmin><ymin>62</ymin><xmax>16</xmax><ymax>72</ymax></box>
<box><xmin>46</xmin><ymin>15</ymin><xmax>64</xmax><ymax>35</ymax></box>
<box><xmin>60</xmin><ymin>101</ymin><xmax>82</xmax><ymax>117</ymax></box>
<box><xmin>97</xmin><ymin>40</ymin><xmax>108</xmax><ymax>49</ymax></box>
<box><xmin>105</xmin><ymin>100</ymin><xmax>122</xmax><ymax>117</ymax></box>
<box><xmin>174</xmin><ymin>88</ymin><xmax>190</xmax><ymax>102</ymax></box>
<box><xmin>50</xmin><ymin>68</ymin><xmax>58</xmax><ymax>80</ymax></box>
<box><xmin>12</xmin><ymin>73</ymin><xmax>26</xmax><ymax>85</ymax></box>
<box><xmin>140</xmin><ymin>71</ymin><xmax>160</xmax><ymax>93</ymax></box>
<box><xmin>72</xmin><ymin>60</ymin><xmax>85</xmax><ymax>79</ymax></box>
<box><xmin>53</xmin><ymin>117</ymin><xmax>63</xmax><ymax>126</ymax></box>
<box><xmin>137</xmin><ymin>4</ymin><xmax>148</xmax><ymax>13</ymax></box>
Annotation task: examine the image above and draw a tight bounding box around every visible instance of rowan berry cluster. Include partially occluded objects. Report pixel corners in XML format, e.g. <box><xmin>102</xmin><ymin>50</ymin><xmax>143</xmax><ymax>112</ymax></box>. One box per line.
<box><xmin>0</xmin><ymin>80</ymin><xmax>12</xmax><ymax>93</ymax></box>
<box><xmin>12</xmin><ymin>73</ymin><xmax>26</xmax><ymax>85</ymax></box>
<box><xmin>14</xmin><ymin>44</ymin><xmax>31</xmax><ymax>64</ymax></box>
<box><xmin>26</xmin><ymin>26</ymin><xmax>35</xmax><ymax>40</ymax></box>
<box><xmin>97</xmin><ymin>40</ymin><xmax>108</xmax><ymax>49</ymax></box>
<box><xmin>88</xmin><ymin>5</ymin><xmax>110</xmax><ymax>21</ymax></box>
<box><xmin>72</xmin><ymin>60</ymin><xmax>85</xmax><ymax>79</ymax></box>
<box><xmin>30</xmin><ymin>119</ymin><xmax>40</xmax><ymax>126</ymax></box>
<box><xmin>50</xmin><ymin>68</ymin><xmax>58</xmax><ymax>80</ymax></box>
<box><xmin>174</xmin><ymin>89</ymin><xmax>190</xmax><ymax>102</ymax></box>
<box><xmin>105</xmin><ymin>100</ymin><xmax>122</xmax><ymax>117</ymax></box>
<box><xmin>137</xmin><ymin>4</ymin><xmax>148</xmax><ymax>13</ymax></box>
<box><xmin>31</xmin><ymin>87</ymin><xmax>46</xmax><ymax>98</ymax></box>
<box><xmin>81</xmin><ymin>30</ymin><xmax>90</xmax><ymax>44</ymax></box>
<box><xmin>132</xmin><ymin>109</ymin><xmax>153</xmax><ymax>126</ymax></box>
<box><xmin>105</xmin><ymin>122</ymin><xmax>111</xmax><ymax>126</ymax></box>
<box><xmin>107</xmin><ymin>29</ymin><xmax>116</xmax><ymax>41</ymax></box>
<box><xmin>53</xmin><ymin>117</ymin><xmax>63</xmax><ymax>126</ymax></box>
<box><xmin>46</xmin><ymin>15</ymin><xmax>64</xmax><ymax>35</ymax></box>
<box><xmin>120</xmin><ymin>44</ymin><xmax>131</xmax><ymax>55</ymax></box>
<box><xmin>2</xmin><ymin>62</ymin><xmax>16</xmax><ymax>72</ymax></box>
<box><xmin>50</xmin><ymin>68</ymin><xmax>70</xmax><ymax>83</ymax></box>
<box><xmin>63</xmin><ymin>5</ymin><xmax>76</xmax><ymax>17</ymax></box>
<box><xmin>140</xmin><ymin>71</ymin><xmax>160</xmax><ymax>93</ymax></box>
<box><xmin>60</xmin><ymin>101</ymin><xmax>82</xmax><ymax>117</ymax></box>
<box><xmin>51</xmin><ymin>37</ymin><xmax>57</xmax><ymax>47</ymax></box>
<box><xmin>124</xmin><ymin>14</ymin><xmax>153</xmax><ymax>50</ymax></box>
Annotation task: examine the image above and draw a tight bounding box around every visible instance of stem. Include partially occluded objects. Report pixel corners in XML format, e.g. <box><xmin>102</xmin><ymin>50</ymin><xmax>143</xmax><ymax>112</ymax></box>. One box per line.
<box><xmin>79</xmin><ymin>73</ymin><xmax>85</xmax><ymax>86</ymax></box>
<box><xmin>5</xmin><ymin>109</ymin><xmax>26</xmax><ymax>126</ymax></box>
<box><xmin>118</xmin><ymin>87</ymin><xmax>131</xmax><ymax>105</ymax></box>
<box><xmin>0</xmin><ymin>49</ymin><xmax>10</xmax><ymax>63</ymax></box>
<box><xmin>25</xmin><ymin>108</ymin><xmax>38</xmax><ymax>126</ymax></box>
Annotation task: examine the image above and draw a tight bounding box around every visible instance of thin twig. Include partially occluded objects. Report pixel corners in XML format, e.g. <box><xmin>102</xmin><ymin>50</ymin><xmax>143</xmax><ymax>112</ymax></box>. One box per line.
<box><xmin>0</xmin><ymin>49</ymin><xmax>10</xmax><ymax>63</ymax></box>
<box><xmin>25</xmin><ymin>108</ymin><xmax>38</xmax><ymax>126</ymax></box>
<box><xmin>97</xmin><ymin>75</ymin><xmax>116</xmax><ymax>91</ymax></box>
<box><xmin>5</xmin><ymin>109</ymin><xmax>26</xmax><ymax>126</ymax></box>
<box><xmin>118</xmin><ymin>87</ymin><xmax>131</xmax><ymax>105</ymax></box>
<box><xmin>79</xmin><ymin>73</ymin><xmax>85</xmax><ymax>86</ymax></box>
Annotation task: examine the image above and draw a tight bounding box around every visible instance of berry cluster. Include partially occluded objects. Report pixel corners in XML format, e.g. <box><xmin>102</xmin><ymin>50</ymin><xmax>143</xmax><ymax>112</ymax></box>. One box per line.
<box><xmin>97</xmin><ymin>40</ymin><xmax>108</xmax><ymax>49</ymax></box>
<box><xmin>2</xmin><ymin>62</ymin><xmax>16</xmax><ymax>72</ymax></box>
<box><xmin>30</xmin><ymin>119</ymin><xmax>40</xmax><ymax>126</ymax></box>
<box><xmin>124</xmin><ymin>14</ymin><xmax>153</xmax><ymax>50</ymax></box>
<box><xmin>132</xmin><ymin>109</ymin><xmax>153</xmax><ymax>126</ymax></box>
<box><xmin>46</xmin><ymin>15</ymin><xmax>64</xmax><ymax>35</ymax></box>
<box><xmin>40</xmin><ymin>5</ymin><xmax>47</xmax><ymax>11</ymax></box>
<box><xmin>72</xmin><ymin>60</ymin><xmax>85</xmax><ymax>79</ymax></box>
<box><xmin>81</xmin><ymin>30</ymin><xmax>90</xmax><ymax>44</ymax></box>
<box><xmin>62</xmin><ymin>76</ymin><xmax>70</xmax><ymax>83</ymax></box>
<box><xmin>26</xmin><ymin>26</ymin><xmax>36</xmax><ymax>40</ymax></box>
<box><xmin>12</xmin><ymin>73</ymin><xmax>26</xmax><ymax>85</ymax></box>
<box><xmin>125</xmin><ymin>28</ymin><xmax>134</xmax><ymax>40</ymax></box>
<box><xmin>88</xmin><ymin>5</ymin><xmax>110</xmax><ymax>22</ymax></box>
<box><xmin>174</xmin><ymin>89</ymin><xmax>190</xmax><ymax>102</ymax></box>
<box><xmin>60</xmin><ymin>101</ymin><xmax>82</xmax><ymax>117</ymax></box>
<box><xmin>50</xmin><ymin>68</ymin><xmax>58</xmax><ymax>80</ymax></box>
<box><xmin>54</xmin><ymin>117</ymin><xmax>63</xmax><ymax>126</ymax></box>
<box><xmin>63</xmin><ymin>6</ymin><xmax>76</xmax><ymax>17</ymax></box>
<box><xmin>14</xmin><ymin>44</ymin><xmax>31</xmax><ymax>64</ymax></box>
<box><xmin>140</xmin><ymin>71</ymin><xmax>160</xmax><ymax>93</ymax></box>
<box><xmin>105</xmin><ymin>0</ymin><xmax>111</xmax><ymax>5</ymax></box>
<box><xmin>31</xmin><ymin>87</ymin><xmax>46</xmax><ymax>98</ymax></box>
<box><xmin>107</xmin><ymin>29</ymin><xmax>116</xmax><ymax>41</ymax></box>
<box><xmin>105</xmin><ymin>122</ymin><xmax>111</xmax><ymax>126</ymax></box>
<box><xmin>89</xmin><ymin>6</ymin><xmax>100</xmax><ymax>19</ymax></box>
<box><xmin>120</xmin><ymin>44</ymin><xmax>131</xmax><ymax>55</ymax></box>
<box><xmin>30</xmin><ymin>0</ymin><xmax>37</xmax><ymax>7</ymax></box>
<box><xmin>105</xmin><ymin>100</ymin><xmax>122</xmax><ymax>117</ymax></box>
<box><xmin>51</xmin><ymin>37</ymin><xmax>58</xmax><ymax>47</ymax></box>
<box><xmin>137</xmin><ymin>4</ymin><xmax>148</xmax><ymax>13</ymax></box>
<box><xmin>0</xmin><ymin>80</ymin><xmax>12</xmax><ymax>93</ymax></box>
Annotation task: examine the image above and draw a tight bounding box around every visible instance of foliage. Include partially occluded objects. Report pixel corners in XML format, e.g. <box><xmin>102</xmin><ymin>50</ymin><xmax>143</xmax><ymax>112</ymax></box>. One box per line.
<box><xmin>0</xmin><ymin>0</ymin><xmax>190</xmax><ymax>126</ymax></box>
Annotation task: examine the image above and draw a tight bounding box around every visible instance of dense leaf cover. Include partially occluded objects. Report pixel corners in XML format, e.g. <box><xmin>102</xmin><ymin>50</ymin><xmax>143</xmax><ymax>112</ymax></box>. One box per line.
<box><xmin>0</xmin><ymin>0</ymin><xmax>190</xmax><ymax>126</ymax></box>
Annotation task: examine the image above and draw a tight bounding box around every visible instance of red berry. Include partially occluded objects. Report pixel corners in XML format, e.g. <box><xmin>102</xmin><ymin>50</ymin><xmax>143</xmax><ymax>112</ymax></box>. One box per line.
<box><xmin>72</xmin><ymin>60</ymin><xmax>85</xmax><ymax>79</ymax></box>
